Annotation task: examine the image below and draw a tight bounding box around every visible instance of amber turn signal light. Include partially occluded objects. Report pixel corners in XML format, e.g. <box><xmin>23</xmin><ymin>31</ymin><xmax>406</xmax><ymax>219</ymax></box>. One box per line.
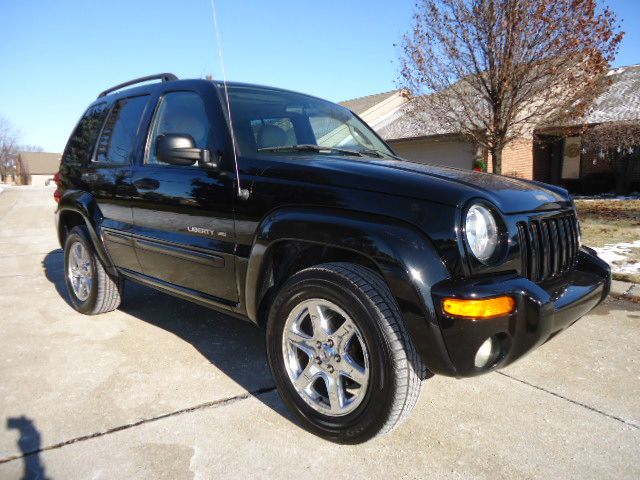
<box><xmin>442</xmin><ymin>296</ymin><xmax>515</xmax><ymax>319</ymax></box>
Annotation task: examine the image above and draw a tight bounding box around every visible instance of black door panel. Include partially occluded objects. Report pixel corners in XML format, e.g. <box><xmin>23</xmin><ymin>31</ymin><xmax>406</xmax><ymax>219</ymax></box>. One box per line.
<box><xmin>131</xmin><ymin>165</ymin><xmax>237</xmax><ymax>301</ymax></box>
<box><xmin>133</xmin><ymin>177</ymin><xmax>160</xmax><ymax>190</ymax></box>
<box><xmin>134</xmin><ymin>238</ymin><xmax>225</xmax><ymax>268</ymax></box>
<box><xmin>81</xmin><ymin>164</ymin><xmax>141</xmax><ymax>272</ymax></box>
<box><xmin>130</xmin><ymin>89</ymin><xmax>237</xmax><ymax>302</ymax></box>
<box><xmin>132</xmin><ymin>235</ymin><xmax>236</xmax><ymax>301</ymax></box>
<box><xmin>102</xmin><ymin>228</ymin><xmax>139</xmax><ymax>271</ymax></box>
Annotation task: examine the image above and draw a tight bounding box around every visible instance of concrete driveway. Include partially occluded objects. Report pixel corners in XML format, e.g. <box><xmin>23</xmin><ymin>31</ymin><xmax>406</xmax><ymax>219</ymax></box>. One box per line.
<box><xmin>0</xmin><ymin>186</ymin><xmax>638</xmax><ymax>479</ymax></box>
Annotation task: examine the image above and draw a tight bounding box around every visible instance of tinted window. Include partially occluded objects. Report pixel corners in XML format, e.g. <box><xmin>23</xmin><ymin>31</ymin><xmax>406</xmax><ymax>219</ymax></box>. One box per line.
<box><xmin>95</xmin><ymin>96</ymin><xmax>149</xmax><ymax>164</ymax></box>
<box><xmin>147</xmin><ymin>91</ymin><xmax>210</xmax><ymax>165</ymax></box>
<box><xmin>62</xmin><ymin>103</ymin><xmax>109</xmax><ymax>166</ymax></box>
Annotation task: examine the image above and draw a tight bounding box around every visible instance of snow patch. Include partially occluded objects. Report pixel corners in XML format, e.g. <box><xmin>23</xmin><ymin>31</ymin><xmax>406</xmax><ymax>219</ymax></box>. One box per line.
<box><xmin>593</xmin><ymin>240</ymin><xmax>640</xmax><ymax>274</ymax></box>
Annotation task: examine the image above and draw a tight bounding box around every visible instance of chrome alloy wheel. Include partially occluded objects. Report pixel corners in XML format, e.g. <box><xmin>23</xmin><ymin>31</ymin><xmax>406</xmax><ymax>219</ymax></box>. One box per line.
<box><xmin>67</xmin><ymin>241</ymin><xmax>92</xmax><ymax>302</ymax></box>
<box><xmin>282</xmin><ymin>298</ymin><xmax>370</xmax><ymax>416</ymax></box>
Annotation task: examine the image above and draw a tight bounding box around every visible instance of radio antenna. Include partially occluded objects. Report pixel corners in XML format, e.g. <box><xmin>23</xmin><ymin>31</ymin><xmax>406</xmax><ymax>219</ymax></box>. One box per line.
<box><xmin>210</xmin><ymin>0</ymin><xmax>250</xmax><ymax>200</ymax></box>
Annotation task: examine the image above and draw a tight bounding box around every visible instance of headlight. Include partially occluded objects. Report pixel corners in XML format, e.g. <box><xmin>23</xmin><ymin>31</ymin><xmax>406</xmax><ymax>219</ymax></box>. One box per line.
<box><xmin>465</xmin><ymin>204</ymin><xmax>498</xmax><ymax>262</ymax></box>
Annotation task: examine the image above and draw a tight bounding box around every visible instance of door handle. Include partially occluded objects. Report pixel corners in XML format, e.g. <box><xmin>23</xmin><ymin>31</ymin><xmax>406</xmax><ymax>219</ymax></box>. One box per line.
<box><xmin>81</xmin><ymin>172</ymin><xmax>98</xmax><ymax>182</ymax></box>
<box><xmin>134</xmin><ymin>178</ymin><xmax>160</xmax><ymax>191</ymax></box>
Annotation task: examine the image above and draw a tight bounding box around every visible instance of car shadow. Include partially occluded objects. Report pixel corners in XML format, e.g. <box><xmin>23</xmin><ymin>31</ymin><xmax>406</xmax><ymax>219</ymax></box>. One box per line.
<box><xmin>6</xmin><ymin>416</ymin><xmax>50</xmax><ymax>480</ymax></box>
<box><xmin>41</xmin><ymin>250</ymin><xmax>296</xmax><ymax>427</ymax></box>
<box><xmin>41</xmin><ymin>249</ymin><xmax>71</xmax><ymax>307</ymax></box>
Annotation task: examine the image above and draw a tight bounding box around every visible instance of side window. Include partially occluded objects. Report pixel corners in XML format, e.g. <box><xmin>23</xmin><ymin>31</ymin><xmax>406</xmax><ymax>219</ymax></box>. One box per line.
<box><xmin>62</xmin><ymin>103</ymin><xmax>109</xmax><ymax>166</ymax></box>
<box><xmin>95</xmin><ymin>95</ymin><xmax>149</xmax><ymax>164</ymax></box>
<box><xmin>147</xmin><ymin>91</ymin><xmax>210</xmax><ymax>165</ymax></box>
<box><xmin>250</xmin><ymin>118</ymin><xmax>297</xmax><ymax>148</ymax></box>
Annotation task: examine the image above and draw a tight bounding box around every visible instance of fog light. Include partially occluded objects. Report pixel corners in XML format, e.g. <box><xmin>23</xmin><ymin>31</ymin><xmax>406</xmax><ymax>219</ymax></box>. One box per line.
<box><xmin>474</xmin><ymin>337</ymin><xmax>499</xmax><ymax>369</ymax></box>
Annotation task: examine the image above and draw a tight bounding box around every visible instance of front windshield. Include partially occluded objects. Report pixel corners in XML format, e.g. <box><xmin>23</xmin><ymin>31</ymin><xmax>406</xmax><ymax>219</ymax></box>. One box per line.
<box><xmin>220</xmin><ymin>84</ymin><xmax>394</xmax><ymax>158</ymax></box>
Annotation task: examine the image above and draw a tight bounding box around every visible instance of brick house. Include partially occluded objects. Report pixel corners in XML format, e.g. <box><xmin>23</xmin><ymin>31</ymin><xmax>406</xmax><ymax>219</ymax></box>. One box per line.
<box><xmin>340</xmin><ymin>65</ymin><xmax>640</xmax><ymax>191</ymax></box>
<box><xmin>533</xmin><ymin>65</ymin><xmax>640</xmax><ymax>192</ymax></box>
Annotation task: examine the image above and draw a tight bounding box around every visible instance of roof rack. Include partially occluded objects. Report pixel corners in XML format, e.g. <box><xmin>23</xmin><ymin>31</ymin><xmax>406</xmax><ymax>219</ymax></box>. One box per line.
<box><xmin>97</xmin><ymin>73</ymin><xmax>178</xmax><ymax>99</ymax></box>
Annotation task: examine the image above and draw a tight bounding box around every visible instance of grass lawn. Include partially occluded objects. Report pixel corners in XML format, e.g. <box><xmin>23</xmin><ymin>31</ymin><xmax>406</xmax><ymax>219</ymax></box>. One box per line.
<box><xmin>575</xmin><ymin>199</ymin><xmax>640</xmax><ymax>281</ymax></box>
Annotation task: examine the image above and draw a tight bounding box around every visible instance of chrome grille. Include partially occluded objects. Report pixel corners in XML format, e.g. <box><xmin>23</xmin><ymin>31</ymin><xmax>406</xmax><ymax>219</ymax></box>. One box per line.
<box><xmin>517</xmin><ymin>212</ymin><xmax>580</xmax><ymax>282</ymax></box>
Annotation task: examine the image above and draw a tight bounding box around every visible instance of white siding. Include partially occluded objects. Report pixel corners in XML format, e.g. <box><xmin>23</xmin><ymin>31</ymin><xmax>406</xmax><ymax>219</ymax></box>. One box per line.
<box><xmin>30</xmin><ymin>175</ymin><xmax>54</xmax><ymax>187</ymax></box>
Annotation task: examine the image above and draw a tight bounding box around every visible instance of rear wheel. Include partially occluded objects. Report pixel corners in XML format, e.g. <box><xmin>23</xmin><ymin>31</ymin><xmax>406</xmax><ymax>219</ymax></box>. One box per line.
<box><xmin>266</xmin><ymin>262</ymin><xmax>423</xmax><ymax>443</ymax></box>
<box><xmin>64</xmin><ymin>226</ymin><xmax>122</xmax><ymax>314</ymax></box>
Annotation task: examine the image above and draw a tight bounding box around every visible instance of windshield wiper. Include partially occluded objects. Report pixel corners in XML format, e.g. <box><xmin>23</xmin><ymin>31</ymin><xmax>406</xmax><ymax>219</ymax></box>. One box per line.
<box><xmin>358</xmin><ymin>148</ymin><xmax>386</xmax><ymax>158</ymax></box>
<box><xmin>257</xmin><ymin>144</ymin><xmax>363</xmax><ymax>156</ymax></box>
<box><xmin>358</xmin><ymin>148</ymin><xmax>404</xmax><ymax>160</ymax></box>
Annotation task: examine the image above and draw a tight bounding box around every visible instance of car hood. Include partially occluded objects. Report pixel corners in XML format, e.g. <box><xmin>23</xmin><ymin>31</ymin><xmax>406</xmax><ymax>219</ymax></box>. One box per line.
<box><xmin>271</xmin><ymin>155</ymin><xmax>571</xmax><ymax>214</ymax></box>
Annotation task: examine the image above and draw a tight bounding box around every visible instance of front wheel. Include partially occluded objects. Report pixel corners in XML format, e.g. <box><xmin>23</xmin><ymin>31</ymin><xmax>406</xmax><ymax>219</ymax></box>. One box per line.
<box><xmin>266</xmin><ymin>263</ymin><xmax>424</xmax><ymax>443</ymax></box>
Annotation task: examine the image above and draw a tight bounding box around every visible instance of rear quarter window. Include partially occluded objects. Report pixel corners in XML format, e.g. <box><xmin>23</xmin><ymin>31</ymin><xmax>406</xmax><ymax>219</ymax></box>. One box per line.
<box><xmin>62</xmin><ymin>103</ymin><xmax>109</xmax><ymax>166</ymax></box>
<box><xmin>95</xmin><ymin>95</ymin><xmax>149</xmax><ymax>164</ymax></box>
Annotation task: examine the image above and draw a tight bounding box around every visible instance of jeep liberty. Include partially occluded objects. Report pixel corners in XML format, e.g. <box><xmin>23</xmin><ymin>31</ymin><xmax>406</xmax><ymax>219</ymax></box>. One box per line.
<box><xmin>54</xmin><ymin>74</ymin><xmax>611</xmax><ymax>443</ymax></box>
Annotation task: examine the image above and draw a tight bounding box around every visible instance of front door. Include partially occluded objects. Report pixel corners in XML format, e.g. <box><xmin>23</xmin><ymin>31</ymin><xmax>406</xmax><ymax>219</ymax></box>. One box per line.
<box><xmin>129</xmin><ymin>90</ymin><xmax>238</xmax><ymax>304</ymax></box>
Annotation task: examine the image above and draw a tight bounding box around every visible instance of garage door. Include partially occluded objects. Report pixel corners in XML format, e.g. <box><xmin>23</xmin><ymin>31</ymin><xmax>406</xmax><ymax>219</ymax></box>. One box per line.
<box><xmin>388</xmin><ymin>138</ymin><xmax>475</xmax><ymax>170</ymax></box>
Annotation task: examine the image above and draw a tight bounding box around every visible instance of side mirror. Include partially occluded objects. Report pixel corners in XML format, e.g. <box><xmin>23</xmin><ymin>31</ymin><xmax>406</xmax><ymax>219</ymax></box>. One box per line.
<box><xmin>155</xmin><ymin>134</ymin><xmax>216</xmax><ymax>168</ymax></box>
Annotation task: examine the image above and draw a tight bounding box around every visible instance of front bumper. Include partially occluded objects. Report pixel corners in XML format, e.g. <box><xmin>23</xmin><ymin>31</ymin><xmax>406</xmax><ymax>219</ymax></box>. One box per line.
<box><xmin>430</xmin><ymin>247</ymin><xmax>611</xmax><ymax>377</ymax></box>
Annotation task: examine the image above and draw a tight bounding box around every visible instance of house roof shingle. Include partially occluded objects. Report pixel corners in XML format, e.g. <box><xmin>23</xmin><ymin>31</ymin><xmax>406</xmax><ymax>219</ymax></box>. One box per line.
<box><xmin>583</xmin><ymin>64</ymin><xmax>640</xmax><ymax>124</ymax></box>
<box><xmin>374</xmin><ymin>100</ymin><xmax>456</xmax><ymax>140</ymax></box>
<box><xmin>347</xmin><ymin>65</ymin><xmax>640</xmax><ymax>141</ymax></box>
<box><xmin>18</xmin><ymin>152</ymin><xmax>61</xmax><ymax>175</ymax></box>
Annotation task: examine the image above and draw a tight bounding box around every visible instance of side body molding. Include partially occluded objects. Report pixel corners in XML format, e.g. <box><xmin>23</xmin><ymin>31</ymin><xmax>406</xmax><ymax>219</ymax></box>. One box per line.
<box><xmin>56</xmin><ymin>190</ymin><xmax>116</xmax><ymax>276</ymax></box>
<box><xmin>244</xmin><ymin>208</ymin><xmax>458</xmax><ymax>376</ymax></box>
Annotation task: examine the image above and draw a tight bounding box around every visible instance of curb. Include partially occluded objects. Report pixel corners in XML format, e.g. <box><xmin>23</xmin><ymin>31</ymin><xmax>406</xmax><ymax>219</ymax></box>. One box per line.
<box><xmin>612</xmin><ymin>272</ymin><xmax>640</xmax><ymax>284</ymax></box>
<box><xmin>609</xmin><ymin>280</ymin><xmax>640</xmax><ymax>303</ymax></box>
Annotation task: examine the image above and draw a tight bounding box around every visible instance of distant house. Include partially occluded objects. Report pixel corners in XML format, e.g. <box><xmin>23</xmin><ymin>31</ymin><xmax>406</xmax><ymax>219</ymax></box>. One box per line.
<box><xmin>340</xmin><ymin>65</ymin><xmax>640</xmax><ymax>191</ymax></box>
<box><xmin>16</xmin><ymin>152</ymin><xmax>61</xmax><ymax>186</ymax></box>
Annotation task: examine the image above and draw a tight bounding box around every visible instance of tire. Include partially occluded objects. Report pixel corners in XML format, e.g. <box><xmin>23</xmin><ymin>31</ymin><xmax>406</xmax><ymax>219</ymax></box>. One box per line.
<box><xmin>64</xmin><ymin>225</ymin><xmax>122</xmax><ymax>315</ymax></box>
<box><xmin>266</xmin><ymin>262</ymin><xmax>424</xmax><ymax>443</ymax></box>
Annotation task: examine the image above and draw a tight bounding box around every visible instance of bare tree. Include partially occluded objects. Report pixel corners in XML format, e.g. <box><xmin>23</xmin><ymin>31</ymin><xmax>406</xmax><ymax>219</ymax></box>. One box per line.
<box><xmin>0</xmin><ymin>116</ymin><xmax>20</xmax><ymax>182</ymax></box>
<box><xmin>399</xmin><ymin>0</ymin><xmax>623</xmax><ymax>174</ymax></box>
<box><xmin>583</xmin><ymin>121</ymin><xmax>640</xmax><ymax>194</ymax></box>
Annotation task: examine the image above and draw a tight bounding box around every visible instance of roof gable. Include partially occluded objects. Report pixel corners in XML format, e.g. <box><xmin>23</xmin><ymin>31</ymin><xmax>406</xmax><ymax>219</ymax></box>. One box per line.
<box><xmin>339</xmin><ymin>90</ymin><xmax>401</xmax><ymax>115</ymax></box>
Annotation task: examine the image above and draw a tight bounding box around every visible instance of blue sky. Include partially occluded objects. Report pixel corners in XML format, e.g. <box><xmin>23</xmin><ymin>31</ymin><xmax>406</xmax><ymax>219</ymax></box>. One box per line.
<box><xmin>0</xmin><ymin>0</ymin><xmax>638</xmax><ymax>152</ymax></box>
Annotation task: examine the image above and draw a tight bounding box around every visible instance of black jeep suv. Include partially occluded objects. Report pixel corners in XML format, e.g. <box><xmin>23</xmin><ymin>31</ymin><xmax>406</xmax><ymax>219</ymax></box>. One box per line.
<box><xmin>54</xmin><ymin>73</ymin><xmax>611</xmax><ymax>443</ymax></box>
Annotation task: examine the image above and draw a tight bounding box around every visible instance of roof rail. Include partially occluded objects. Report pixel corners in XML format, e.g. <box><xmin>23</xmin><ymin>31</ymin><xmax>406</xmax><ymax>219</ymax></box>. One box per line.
<box><xmin>97</xmin><ymin>73</ymin><xmax>178</xmax><ymax>99</ymax></box>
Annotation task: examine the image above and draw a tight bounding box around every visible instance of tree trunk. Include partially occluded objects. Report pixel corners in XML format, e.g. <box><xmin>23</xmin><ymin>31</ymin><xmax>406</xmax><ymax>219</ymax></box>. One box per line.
<box><xmin>490</xmin><ymin>145</ymin><xmax>503</xmax><ymax>175</ymax></box>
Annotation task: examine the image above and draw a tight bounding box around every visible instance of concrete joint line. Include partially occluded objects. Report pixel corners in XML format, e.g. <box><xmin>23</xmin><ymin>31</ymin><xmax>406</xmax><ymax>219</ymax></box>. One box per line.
<box><xmin>498</xmin><ymin>372</ymin><xmax>638</xmax><ymax>429</ymax></box>
<box><xmin>0</xmin><ymin>251</ymin><xmax>62</xmax><ymax>259</ymax></box>
<box><xmin>0</xmin><ymin>385</ymin><xmax>277</xmax><ymax>465</ymax></box>
<box><xmin>0</xmin><ymin>274</ymin><xmax>43</xmax><ymax>279</ymax></box>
